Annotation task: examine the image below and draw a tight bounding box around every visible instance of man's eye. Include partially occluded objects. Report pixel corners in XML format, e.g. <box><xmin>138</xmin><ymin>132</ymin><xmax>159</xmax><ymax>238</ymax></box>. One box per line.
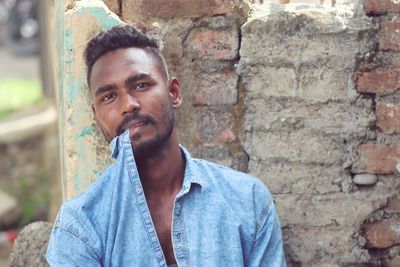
<box><xmin>101</xmin><ymin>93</ymin><xmax>116</xmax><ymax>102</ymax></box>
<box><xmin>136</xmin><ymin>83</ymin><xmax>149</xmax><ymax>90</ymax></box>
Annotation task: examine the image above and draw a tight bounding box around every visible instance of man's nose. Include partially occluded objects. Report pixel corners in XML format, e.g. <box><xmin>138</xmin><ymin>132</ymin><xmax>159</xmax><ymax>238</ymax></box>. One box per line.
<box><xmin>121</xmin><ymin>94</ymin><xmax>140</xmax><ymax>115</ymax></box>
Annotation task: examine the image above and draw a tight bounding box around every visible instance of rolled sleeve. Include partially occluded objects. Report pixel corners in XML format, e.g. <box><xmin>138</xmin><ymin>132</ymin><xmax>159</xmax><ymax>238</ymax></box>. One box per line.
<box><xmin>46</xmin><ymin>225</ymin><xmax>100</xmax><ymax>267</ymax></box>
<box><xmin>248</xmin><ymin>201</ymin><xmax>286</xmax><ymax>267</ymax></box>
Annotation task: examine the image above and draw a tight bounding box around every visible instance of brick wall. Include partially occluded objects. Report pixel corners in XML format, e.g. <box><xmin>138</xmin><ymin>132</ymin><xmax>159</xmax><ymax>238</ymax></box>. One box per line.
<box><xmin>75</xmin><ymin>0</ymin><xmax>400</xmax><ymax>265</ymax></box>
<box><xmin>355</xmin><ymin>0</ymin><xmax>400</xmax><ymax>265</ymax></box>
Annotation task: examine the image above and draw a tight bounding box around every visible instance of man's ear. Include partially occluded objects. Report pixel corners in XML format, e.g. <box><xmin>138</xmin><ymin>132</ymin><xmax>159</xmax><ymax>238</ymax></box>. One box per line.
<box><xmin>169</xmin><ymin>78</ymin><xmax>182</xmax><ymax>108</ymax></box>
<box><xmin>91</xmin><ymin>104</ymin><xmax>99</xmax><ymax>124</ymax></box>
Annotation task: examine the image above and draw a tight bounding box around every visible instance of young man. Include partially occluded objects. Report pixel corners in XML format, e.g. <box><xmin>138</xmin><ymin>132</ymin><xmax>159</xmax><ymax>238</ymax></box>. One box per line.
<box><xmin>46</xmin><ymin>25</ymin><xmax>286</xmax><ymax>267</ymax></box>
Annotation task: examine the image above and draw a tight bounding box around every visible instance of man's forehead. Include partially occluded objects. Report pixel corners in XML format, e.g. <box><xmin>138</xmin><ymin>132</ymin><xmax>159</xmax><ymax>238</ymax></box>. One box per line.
<box><xmin>94</xmin><ymin>48</ymin><xmax>154</xmax><ymax>69</ymax></box>
<box><xmin>89</xmin><ymin>48</ymin><xmax>160</xmax><ymax>87</ymax></box>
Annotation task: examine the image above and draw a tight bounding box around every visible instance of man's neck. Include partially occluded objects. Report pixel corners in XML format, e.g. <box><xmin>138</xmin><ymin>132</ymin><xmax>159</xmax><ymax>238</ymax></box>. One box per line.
<box><xmin>135</xmin><ymin>135</ymin><xmax>185</xmax><ymax>199</ymax></box>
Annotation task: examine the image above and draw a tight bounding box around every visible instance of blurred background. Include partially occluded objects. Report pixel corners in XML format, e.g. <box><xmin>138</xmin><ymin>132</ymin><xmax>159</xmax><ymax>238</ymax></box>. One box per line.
<box><xmin>0</xmin><ymin>0</ymin><xmax>58</xmax><ymax>265</ymax></box>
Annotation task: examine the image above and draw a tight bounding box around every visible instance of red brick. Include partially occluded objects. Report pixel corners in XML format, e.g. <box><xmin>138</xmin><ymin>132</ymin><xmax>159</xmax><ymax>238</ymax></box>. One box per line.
<box><xmin>185</xmin><ymin>28</ymin><xmax>239</xmax><ymax>60</ymax></box>
<box><xmin>363</xmin><ymin>0</ymin><xmax>400</xmax><ymax>15</ymax></box>
<box><xmin>363</xmin><ymin>218</ymin><xmax>400</xmax><ymax>249</ymax></box>
<box><xmin>193</xmin><ymin>71</ymin><xmax>238</xmax><ymax>106</ymax></box>
<box><xmin>384</xmin><ymin>196</ymin><xmax>400</xmax><ymax>213</ymax></box>
<box><xmin>352</xmin><ymin>144</ymin><xmax>400</xmax><ymax>174</ymax></box>
<box><xmin>377</xmin><ymin>102</ymin><xmax>400</xmax><ymax>134</ymax></box>
<box><xmin>196</xmin><ymin>111</ymin><xmax>236</xmax><ymax>143</ymax></box>
<box><xmin>124</xmin><ymin>0</ymin><xmax>234</xmax><ymax>19</ymax></box>
<box><xmin>356</xmin><ymin>64</ymin><xmax>400</xmax><ymax>95</ymax></box>
<box><xmin>379</xmin><ymin>21</ymin><xmax>400</xmax><ymax>51</ymax></box>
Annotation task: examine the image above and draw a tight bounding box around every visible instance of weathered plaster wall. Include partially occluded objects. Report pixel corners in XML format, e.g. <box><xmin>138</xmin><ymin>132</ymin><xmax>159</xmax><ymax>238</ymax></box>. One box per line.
<box><xmin>56</xmin><ymin>1</ymin><xmax>121</xmax><ymax>199</ymax></box>
<box><xmin>59</xmin><ymin>0</ymin><xmax>400</xmax><ymax>265</ymax></box>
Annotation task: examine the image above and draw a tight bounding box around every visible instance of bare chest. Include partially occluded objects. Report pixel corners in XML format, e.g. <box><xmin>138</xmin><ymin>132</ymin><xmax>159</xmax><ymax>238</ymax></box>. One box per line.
<box><xmin>148</xmin><ymin>202</ymin><xmax>176</xmax><ymax>265</ymax></box>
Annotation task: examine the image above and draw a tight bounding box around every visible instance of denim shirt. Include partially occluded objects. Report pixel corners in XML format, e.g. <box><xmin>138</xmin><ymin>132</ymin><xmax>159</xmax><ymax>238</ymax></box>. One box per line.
<box><xmin>46</xmin><ymin>130</ymin><xmax>286</xmax><ymax>267</ymax></box>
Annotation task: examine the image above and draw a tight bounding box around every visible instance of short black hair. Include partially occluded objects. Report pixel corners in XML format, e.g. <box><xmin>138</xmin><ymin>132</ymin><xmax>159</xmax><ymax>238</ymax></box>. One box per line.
<box><xmin>84</xmin><ymin>24</ymin><xmax>168</xmax><ymax>87</ymax></box>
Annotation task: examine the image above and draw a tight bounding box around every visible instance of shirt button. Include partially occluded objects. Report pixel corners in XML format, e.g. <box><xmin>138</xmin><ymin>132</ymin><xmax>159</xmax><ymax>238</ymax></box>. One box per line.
<box><xmin>136</xmin><ymin>187</ymin><xmax>142</xmax><ymax>194</ymax></box>
<box><xmin>175</xmin><ymin>209</ymin><xmax>181</xmax><ymax>217</ymax></box>
<box><xmin>156</xmin><ymin>251</ymin><xmax>163</xmax><ymax>258</ymax></box>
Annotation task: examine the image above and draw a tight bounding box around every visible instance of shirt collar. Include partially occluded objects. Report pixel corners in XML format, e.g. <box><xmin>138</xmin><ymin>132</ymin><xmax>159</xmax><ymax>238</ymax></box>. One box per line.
<box><xmin>109</xmin><ymin>131</ymin><xmax>205</xmax><ymax>189</ymax></box>
<box><xmin>109</xmin><ymin>129</ymin><xmax>130</xmax><ymax>159</ymax></box>
<box><xmin>180</xmin><ymin>145</ymin><xmax>205</xmax><ymax>190</ymax></box>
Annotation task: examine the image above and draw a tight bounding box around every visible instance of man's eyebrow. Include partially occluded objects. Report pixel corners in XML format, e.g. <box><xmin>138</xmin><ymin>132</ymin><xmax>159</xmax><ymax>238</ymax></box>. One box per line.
<box><xmin>125</xmin><ymin>73</ymin><xmax>152</xmax><ymax>85</ymax></box>
<box><xmin>95</xmin><ymin>84</ymin><xmax>116</xmax><ymax>97</ymax></box>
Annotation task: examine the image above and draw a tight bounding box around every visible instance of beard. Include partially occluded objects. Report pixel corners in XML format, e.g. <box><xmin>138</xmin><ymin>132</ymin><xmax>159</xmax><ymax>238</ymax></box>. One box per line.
<box><xmin>128</xmin><ymin>102</ymin><xmax>175</xmax><ymax>159</ymax></box>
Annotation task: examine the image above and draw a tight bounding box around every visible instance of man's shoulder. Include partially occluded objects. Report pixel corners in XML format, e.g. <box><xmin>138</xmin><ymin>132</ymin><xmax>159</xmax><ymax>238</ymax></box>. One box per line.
<box><xmin>191</xmin><ymin>158</ymin><xmax>272</xmax><ymax>201</ymax></box>
<box><xmin>55</xmin><ymin>164</ymin><xmax>116</xmax><ymax>229</ymax></box>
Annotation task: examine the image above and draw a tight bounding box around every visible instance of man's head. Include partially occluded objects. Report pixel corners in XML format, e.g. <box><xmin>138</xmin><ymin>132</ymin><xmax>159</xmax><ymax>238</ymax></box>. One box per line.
<box><xmin>84</xmin><ymin>25</ymin><xmax>182</xmax><ymax>158</ymax></box>
<box><xmin>84</xmin><ymin>24</ymin><xmax>169</xmax><ymax>88</ymax></box>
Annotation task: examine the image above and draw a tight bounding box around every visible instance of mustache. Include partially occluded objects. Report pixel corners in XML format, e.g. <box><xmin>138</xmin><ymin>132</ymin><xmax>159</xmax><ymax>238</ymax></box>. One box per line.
<box><xmin>116</xmin><ymin>113</ymin><xmax>155</xmax><ymax>136</ymax></box>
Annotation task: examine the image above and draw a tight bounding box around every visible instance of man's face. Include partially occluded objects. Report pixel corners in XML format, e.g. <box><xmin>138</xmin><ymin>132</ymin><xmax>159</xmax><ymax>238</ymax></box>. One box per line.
<box><xmin>89</xmin><ymin>47</ymin><xmax>182</xmax><ymax>156</ymax></box>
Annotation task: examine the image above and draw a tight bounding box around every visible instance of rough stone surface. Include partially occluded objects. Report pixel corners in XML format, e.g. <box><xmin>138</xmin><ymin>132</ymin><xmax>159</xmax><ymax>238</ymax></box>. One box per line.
<box><xmin>184</xmin><ymin>28</ymin><xmax>239</xmax><ymax>61</ymax></box>
<box><xmin>238</xmin><ymin>2</ymin><xmax>391</xmax><ymax>265</ymax></box>
<box><xmin>363</xmin><ymin>218</ymin><xmax>400</xmax><ymax>249</ymax></box>
<box><xmin>9</xmin><ymin>222</ymin><xmax>53</xmax><ymax>267</ymax></box>
<box><xmin>353</xmin><ymin>174</ymin><xmax>378</xmax><ymax>185</ymax></box>
<box><xmin>356</xmin><ymin>64</ymin><xmax>400</xmax><ymax>95</ymax></box>
<box><xmin>363</xmin><ymin>0</ymin><xmax>400</xmax><ymax>15</ymax></box>
<box><xmin>377</xmin><ymin>101</ymin><xmax>400</xmax><ymax>134</ymax></box>
<box><xmin>103</xmin><ymin>0</ymin><xmax>120</xmax><ymax>15</ymax></box>
<box><xmin>122</xmin><ymin>0</ymin><xmax>235</xmax><ymax>20</ymax></box>
<box><xmin>283</xmin><ymin>226</ymin><xmax>370</xmax><ymax>266</ymax></box>
<box><xmin>195</xmin><ymin>110</ymin><xmax>236</xmax><ymax>144</ymax></box>
<box><xmin>352</xmin><ymin>144</ymin><xmax>400</xmax><ymax>174</ymax></box>
<box><xmin>193</xmin><ymin>71</ymin><xmax>238</xmax><ymax>106</ymax></box>
<box><xmin>61</xmin><ymin>0</ymin><xmax>121</xmax><ymax>198</ymax></box>
<box><xmin>380</xmin><ymin>20</ymin><xmax>400</xmax><ymax>51</ymax></box>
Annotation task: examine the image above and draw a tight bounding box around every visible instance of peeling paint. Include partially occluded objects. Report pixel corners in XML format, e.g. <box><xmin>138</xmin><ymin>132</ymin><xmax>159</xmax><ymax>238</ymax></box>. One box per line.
<box><xmin>77</xmin><ymin>127</ymin><xmax>95</xmax><ymax>138</ymax></box>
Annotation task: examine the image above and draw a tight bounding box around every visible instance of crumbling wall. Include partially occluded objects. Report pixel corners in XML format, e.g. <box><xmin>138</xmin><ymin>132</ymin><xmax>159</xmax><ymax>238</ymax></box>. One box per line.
<box><xmin>59</xmin><ymin>0</ymin><xmax>400</xmax><ymax>265</ymax></box>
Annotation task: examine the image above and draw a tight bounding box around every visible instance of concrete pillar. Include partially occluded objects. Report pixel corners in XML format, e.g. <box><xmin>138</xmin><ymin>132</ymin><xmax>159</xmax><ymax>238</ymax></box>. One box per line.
<box><xmin>55</xmin><ymin>0</ymin><xmax>122</xmax><ymax>200</ymax></box>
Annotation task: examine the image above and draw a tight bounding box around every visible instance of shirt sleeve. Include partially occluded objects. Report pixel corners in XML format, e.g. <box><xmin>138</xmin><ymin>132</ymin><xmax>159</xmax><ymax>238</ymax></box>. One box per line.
<box><xmin>46</xmin><ymin>225</ymin><xmax>101</xmax><ymax>267</ymax></box>
<box><xmin>46</xmin><ymin>205</ymin><xmax>102</xmax><ymax>267</ymax></box>
<box><xmin>248</xmin><ymin>200</ymin><xmax>287</xmax><ymax>267</ymax></box>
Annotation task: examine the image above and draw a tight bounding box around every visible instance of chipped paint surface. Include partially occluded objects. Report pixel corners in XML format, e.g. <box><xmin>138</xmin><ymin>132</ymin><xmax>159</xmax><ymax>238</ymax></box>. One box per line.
<box><xmin>59</xmin><ymin>0</ymin><xmax>122</xmax><ymax>200</ymax></box>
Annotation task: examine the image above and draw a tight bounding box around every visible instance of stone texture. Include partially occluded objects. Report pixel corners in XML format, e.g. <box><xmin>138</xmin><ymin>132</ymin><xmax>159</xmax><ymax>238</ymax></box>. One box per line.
<box><xmin>103</xmin><ymin>0</ymin><xmax>120</xmax><ymax>15</ymax></box>
<box><xmin>238</xmin><ymin>5</ymin><xmax>367</xmax><ymax>67</ymax></box>
<box><xmin>249</xmin><ymin>161</ymin><xmax>345</xmax><ymax>195</ymax></box>
<box><xmin>356</xmin><ymin>64</ymin><xmax>400</xmax><ymax>95</ymax></box>
<box><xmin>237</xmin><ymin>3</ymin><xmax>392</xmax><ymax>265</ymax></box>
<box><xmin>122</xmin><ymin>0</ymin><xmax>234</xmax><ymax>19</ymax></box>
<box><xmin>246</xmin><ymin>130</ymin><xmax>343</xmax><ymax>165</ymax></box>
<box><xmin>385</xmin><ymin>196</ymin><xmax>400</xmax><ymax>213</ymax></box>
<box><xmin>353</xmin><ymin>174</ymin><xmax>378</xmax><ymax>185</ymax></box>
<box><xmin>195</xmin><ymin>110</ymin><xmax>236</xmax><ymax>144</ymax></box>
<box><xmin>352</xmin><ymin>144</ymin><xmax>400</xmax><ymax>174</ymax></box>
<box><xmin>380</xmin><ymin>20</ymin><xmax>400</xmax><ymax>51</ymax></box>
<box><xmin>184</xmin><ymin>28</ymin><xmax>239</xmax><ymax>61</ymax></box>
<box><xmin>363</xmin><ymin>0</ymin><xmax>400</xmax><ymax>15</ymax></box>
<box><xmin>283</xmin><ymin>226</ymin><xmax>370</xmax><ymax>265</ymax></box>
<box><xmin>275</xmin><ymin>190</ymin><xmax>387</xmax><ymax>228</ymax></box>
<box><xmin>246</xmin><ymin>98</ymin><xmax>374</xmax><ymax>138</ymax></box>
<box><xmin>377</xmin><ymin>102</ymin><xmax>400</xmax><ymax>134</ymax></box>
<box><xmin>61</xmin><ymin>0</ymin><xmax>121</xmax><ymax>199</ymax></box>
<box><xmin>9</xmin><ymin>222</ymin><xmax>53</xmax><ymax>267</ymax></box>
<box><xmin>193</xmin><ymin>71</ymin><xmax>238</xmax><ymax>106</ymax></box>
<box><xmin>298</xmin><ymin>65</ymin><xmax>350</xmax><ymax>103</ymax></box>
<box><xmin>363</xmin><ymin>218</ymin><xmax>400</xmax><ymax>249</ymax></box>
<box><xmin>242</xmin><ymin>66</ymin><xmax>297</xmax><ymax>98</ymax></box>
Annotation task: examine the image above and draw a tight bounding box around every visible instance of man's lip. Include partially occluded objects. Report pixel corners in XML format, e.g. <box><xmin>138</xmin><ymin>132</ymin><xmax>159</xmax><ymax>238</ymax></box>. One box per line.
<box><xmin>126</xmin><ymin>121</ymin><xmax>146</xmax><ymax>131</ymax></box>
